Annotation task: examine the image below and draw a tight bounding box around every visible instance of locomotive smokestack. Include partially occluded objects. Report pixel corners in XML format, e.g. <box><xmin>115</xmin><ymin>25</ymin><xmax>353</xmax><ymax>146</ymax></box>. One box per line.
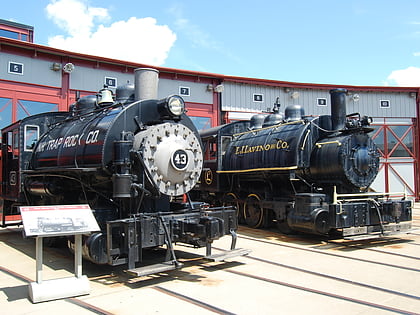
<box><xmin>329</xmin><ymin>88</ymin><xmax>348</xmax><ymax>131</ymax></box>
<box><xmin>134</xmin><ymin>68</ymin><xmax>159</xmax><ymax>101</ymax></box>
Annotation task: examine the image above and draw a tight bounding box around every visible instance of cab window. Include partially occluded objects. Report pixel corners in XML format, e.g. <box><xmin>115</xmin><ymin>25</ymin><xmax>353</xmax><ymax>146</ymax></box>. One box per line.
<box><xmin>24</xmin><ymin>125</ymin><xmax>39</xmax><ymax>151</ymax></box>
<box><xmin>12</xmin><ymin>129</ymin><xmax>19</xmax><ymax>158</ymax></box>
<box><xmin>203</xmin><ymin>138</ymin><xmax>217</xmax><ymax>160</ymax></box>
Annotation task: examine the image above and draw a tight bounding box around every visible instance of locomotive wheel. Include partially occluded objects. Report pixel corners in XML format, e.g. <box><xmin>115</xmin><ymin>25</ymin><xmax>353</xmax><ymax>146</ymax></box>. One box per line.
<box><xmin>243</xmin><ymin>194</ymin><xmax>264</xmax><ymax>228</ymax></box>
<box><xmin>314</xmin><ymin>209</ymin><xmax>330</xmax><ymax>235</ymax></box>
<box><xmin>277</xmin><ymin>220</ymin><xmax>293</xmax><ymax>235</ymax></box>
<box><xmin>223</xmin><ymin>192</ymin><xmax>242</xmax><ymax>222</ymax></box>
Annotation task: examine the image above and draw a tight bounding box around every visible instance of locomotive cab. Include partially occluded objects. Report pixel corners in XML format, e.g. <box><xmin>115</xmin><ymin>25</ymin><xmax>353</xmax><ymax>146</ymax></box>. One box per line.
<box><xmin>196</xmin><ymin>121</ymin><xmax>250</xmax><ymax>203</ymax></box>
<box><xmin>0</xmin><ymin>112</ymin><xmax>68</xmax><ymax>227</ymax></box>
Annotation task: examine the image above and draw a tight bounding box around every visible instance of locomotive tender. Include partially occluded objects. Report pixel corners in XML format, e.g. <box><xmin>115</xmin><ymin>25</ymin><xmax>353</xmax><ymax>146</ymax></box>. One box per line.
<box><xmin>195</xmin><ymin>89</ymin><xmax>412</xmax><ymax>239</ymax></box>
<box><xmin>0</xmin><ymin>68</ymin><xmax>244</xmax><ymax>275</ymax></box>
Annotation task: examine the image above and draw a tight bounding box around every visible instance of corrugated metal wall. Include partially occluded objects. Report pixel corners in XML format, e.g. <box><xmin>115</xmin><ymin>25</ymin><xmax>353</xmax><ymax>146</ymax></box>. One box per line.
<box><xmin>0</xmin><ymin>53</ymin><xmax>62</xmax><ymax>88</ymax></box>
<box><xmin>158</xmin><ymin>80</ymin><xmax>213</xmax><ymax>104</ymax></box>
<box><xmin>69</xmin><ymin>66</ymin><xmax>214</xmax><ymax>104</ymax></box>
<box><xmin>1</xmin><ymin>52</ymin><xmax>415</xmax><ymax>118</ymax></box>
<box><xmin>222</xmin><ymin>82</ymin><xmax>417</xmax><ymax>118</ymax></box>
<box><xmin>0</xmin><ymin>53</ymin><xmax>213</xmax><ymax>105</ymax></box>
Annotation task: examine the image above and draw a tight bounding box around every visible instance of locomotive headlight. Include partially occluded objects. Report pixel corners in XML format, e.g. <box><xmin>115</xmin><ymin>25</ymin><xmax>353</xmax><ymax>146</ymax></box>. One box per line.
<box><xmin>167</xmin><ymin>95</ymin><xmax>185</xmax><ymax>116</ymax></box>
<box><xmin>158</xmin><ymin>95</ymin><xmax>185</xmax><ymax>118</ymax></box>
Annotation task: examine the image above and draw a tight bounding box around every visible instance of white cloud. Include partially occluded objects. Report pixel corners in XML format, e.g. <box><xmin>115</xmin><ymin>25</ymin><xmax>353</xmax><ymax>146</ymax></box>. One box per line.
<box><xmin>45</xmin><ymin>0</ymin><xmax>176</xmax><ymax>65</ymax></box>
<box><xmin>386</xmin><ymin>67</ymin><xmax>420</xmax><ymax>87</ymax></box>
<box><xmin>46</xmin><ymin>0</ymin><xmax>109</xmax><ymax>38</ymax></box>
<box><xmin>167</xmin><ymin>4</ymin><xmax>240</xmax><ymax>62</ymax></box>
<box><xmin>173</xmin><ymin>15</ymin><xmax>219</xmax><ymax>51</ymax></box>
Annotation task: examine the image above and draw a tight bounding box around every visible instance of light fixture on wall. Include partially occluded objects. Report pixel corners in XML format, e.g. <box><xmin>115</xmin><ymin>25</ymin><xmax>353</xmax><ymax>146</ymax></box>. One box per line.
<box><xmin>347</xmin><ymin>91</ymin><xmax>360</xmax><ymax>102</ymax></box>
<box><xmin>214</xmin><ymin>84</ymin><xmax>224</xmax><ymax>93</ymax></box>
<box><xmin>51</xmin><ymin>62</ymin><xmax>61</xmax><ymax>71</ymax></box>
<box><xmin>291</xmin><ymin>91</ymin><xmax>299</xmax><ymax>99</ymax></box>
<box><xmin>352</xmin><ymin>94</ymin><xmax>360</xmax><ymax>102</ymax></box>
<box><xmin>63</xmin><ymin>63</ymin><xmax>75</xmax><ymax>73</ymax></box>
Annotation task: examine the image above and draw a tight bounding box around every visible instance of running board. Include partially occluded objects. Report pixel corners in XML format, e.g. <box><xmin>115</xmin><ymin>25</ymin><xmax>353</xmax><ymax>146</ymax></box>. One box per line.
<box><xmin>343</xmin><ymin>222</ymin><xmax>412</xmax><ymax>240</ymax></box>
<box><xmin>205</xmin><ymin>248</ymin><xmax>251</xmax><ymax>262</ymax></box>
<box><xmin>344</xmin><ymin>231</ymin><xmax>412</xmax><ymax>241</ymax></box>
<box><xmin>127</xmin><ymin>261</ymin><xmax>184</xmax><ymax>277</ymax></box>
<box><xmin>344</xmin><ymin>233</ymin><xmax>382</xmax><ymax>241</ymax></box>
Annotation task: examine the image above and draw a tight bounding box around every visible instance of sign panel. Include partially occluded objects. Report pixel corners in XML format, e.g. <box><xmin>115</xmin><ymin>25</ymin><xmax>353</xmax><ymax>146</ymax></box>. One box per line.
<box><xmin>20</xmin><ymin>204</ymin><xmax>100</xmax><ymax>237</ymax></box>
<box><xmin>104</xmin><ymin>77</ymin><xmax>117</xmax><ymax>88</ymax></box>
<box><xmin>8</xmin><ymin>61</ymin><xmax>24</xmax><ymax>75</ymax></box>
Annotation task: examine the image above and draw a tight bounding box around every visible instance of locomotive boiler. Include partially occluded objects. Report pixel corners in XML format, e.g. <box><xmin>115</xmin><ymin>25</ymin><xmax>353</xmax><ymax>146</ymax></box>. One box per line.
<box><xmin>194</xmin><ymin>89</ymin><xmax>412</xmax><ymax>239</ymax></box>
<box><xmin>0</xmin><ymin>68</ymin><xmax>245</xmax><ymax>275</ymax></box>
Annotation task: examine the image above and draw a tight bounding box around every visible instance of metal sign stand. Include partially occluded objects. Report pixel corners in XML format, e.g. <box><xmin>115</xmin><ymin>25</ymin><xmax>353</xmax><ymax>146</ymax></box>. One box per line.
<box><xmin>28</xmin><ymin>234</ymin><xmax>90</xmax><ymax>303</ymax></box>
<box><xmin>19</xmin><ymin>205</ymin><xmax>100</xmax><ymax>303</ymax></box>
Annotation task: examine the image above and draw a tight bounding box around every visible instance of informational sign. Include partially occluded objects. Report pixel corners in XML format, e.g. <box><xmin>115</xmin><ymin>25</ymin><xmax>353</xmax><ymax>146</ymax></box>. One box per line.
<box><xmin>20</xmin><ymin>204</ymin><xmax>100</xmax><ymax>237</ymax></box>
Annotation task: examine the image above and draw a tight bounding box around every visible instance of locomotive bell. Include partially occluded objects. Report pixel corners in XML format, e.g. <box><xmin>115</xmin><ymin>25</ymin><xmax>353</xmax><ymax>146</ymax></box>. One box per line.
<box><xmin>97</xmin><ymin>87</ymin><xmax>114</xmax><ymax>106</ymax></box>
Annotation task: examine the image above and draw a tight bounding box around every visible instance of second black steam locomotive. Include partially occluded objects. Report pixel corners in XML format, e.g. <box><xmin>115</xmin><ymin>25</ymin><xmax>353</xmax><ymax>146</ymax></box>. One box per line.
<box><xmin>0</xmin><ymin>68</ymin><xmax>245</xmax><ymax>275</ymax></box>
<box><xmin>194</xmin><ymin>89</ymin><xmax>412</xmax><ymax>239</ymax></box>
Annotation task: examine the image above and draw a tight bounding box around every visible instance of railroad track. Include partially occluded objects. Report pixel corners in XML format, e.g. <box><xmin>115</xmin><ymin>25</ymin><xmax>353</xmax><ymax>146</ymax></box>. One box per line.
<box><xmin>130</xmin><ymin>228</ymin><xmax>420</xmax><ymax>315</ymax></box>
<box><xmin>1</xmin><ymin>208</ymin><xmax>419</xmax><ymax>314</ymax></box>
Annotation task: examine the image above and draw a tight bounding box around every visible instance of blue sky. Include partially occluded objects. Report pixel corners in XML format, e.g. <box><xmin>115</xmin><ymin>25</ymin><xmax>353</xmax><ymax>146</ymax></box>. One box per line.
<box><xmin>2</xmin><ymin>0</ymin><xmax>420</xmax><ymax>86</ymax></box>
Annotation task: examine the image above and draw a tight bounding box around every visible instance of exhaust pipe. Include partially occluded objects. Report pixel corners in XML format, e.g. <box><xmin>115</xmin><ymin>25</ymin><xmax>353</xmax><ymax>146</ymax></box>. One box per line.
<box><xmin>329</xmin><ymin>88</ymin><xmax>348</xmax><ymax>131</ymax></box>
<box><xmin>134</xmin><ymin>68</ymin><xmax>159</xmax><ymax>101</ymax></box>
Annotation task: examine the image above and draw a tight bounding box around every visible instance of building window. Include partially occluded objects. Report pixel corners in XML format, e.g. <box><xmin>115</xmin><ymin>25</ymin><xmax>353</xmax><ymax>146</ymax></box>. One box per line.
<box><xmin>317</xmin><ymin>98</ymin><xmax>327</xmax><ymax>106</ymax></box>
<box><xmin>0</xmin><ymin>98</ymin><xmax>13</xmax><ymax>129</ymax></box>
<box><xmin>189</xmin><ymin>116</ymin><xmax>211</xmax><ymax>131</ymax></box>
<box><xmin>253</xmin><ymin>94</ymin><xmax>264</xmax><ymax>102</ymax></box>
<box><xmin>179</xmin><ymin>87</ymin><xmax>190</xmax><ymax>96</ymax></box>
<box><xmin>380</xmin><ymin>100</ymin><xmax>390</xmax><ymax>108</ymax></box>
<box><xmin>0</xmin><ymin>29</ymin><xmax>19</xmax><ymax>40</ymax></box>
<box><xmin>17</xmin><ymin>100</ymin><xmax>58</xmax><ymax>120</ymax></box>
<box><xmin>8</xmin><ymin>61</ymin><xmax>24</xmax><ymax>75</ymax></box>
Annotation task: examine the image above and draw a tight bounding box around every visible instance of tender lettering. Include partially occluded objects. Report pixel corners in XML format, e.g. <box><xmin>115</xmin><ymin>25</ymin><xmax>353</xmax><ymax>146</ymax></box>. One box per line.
<box><xmin>36</xmin><ymin>129</ymin><xmax>101</xmax><ymax>152</ymax></box>
<box><xmin>63</xmin><ymin>134</ymin><xmax>79</xmax><ymax>148</ymax></box>
<box><xmin>86</xmin><ymin>130</ymin><xmax>99</xmax><ymax>144</ymax></box>
<box><xmin>234</xmin><ymin>139</ymin><xmax>289</xmax><ymax>155</ymax></box>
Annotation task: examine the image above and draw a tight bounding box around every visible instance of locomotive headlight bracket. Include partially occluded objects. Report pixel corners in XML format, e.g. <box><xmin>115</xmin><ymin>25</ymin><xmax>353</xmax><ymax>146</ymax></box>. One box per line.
<box><xmin>158</xmin><ymin>95</ymin><xmax>185</xmax><ymax>118</ymax></box>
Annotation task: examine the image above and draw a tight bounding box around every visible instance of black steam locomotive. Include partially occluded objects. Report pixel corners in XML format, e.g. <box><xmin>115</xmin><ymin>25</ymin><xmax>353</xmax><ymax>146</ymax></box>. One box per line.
<box><xmin>0</xmin><ymin>68</ymin><xmax>245</xmax><ymax>275</ymax></box>
<box><xmin>194</xmin><ymin>89</ymin><xmax>412</xmax><ymax>239</ymax></box>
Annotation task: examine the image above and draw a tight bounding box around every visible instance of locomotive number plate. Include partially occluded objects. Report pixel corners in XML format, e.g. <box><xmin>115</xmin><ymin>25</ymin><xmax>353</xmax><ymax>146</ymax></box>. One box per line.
<box><xmin>172</xmin><ymin>149</ymin><xmax>189</xmax><ymax>171</ymax></box>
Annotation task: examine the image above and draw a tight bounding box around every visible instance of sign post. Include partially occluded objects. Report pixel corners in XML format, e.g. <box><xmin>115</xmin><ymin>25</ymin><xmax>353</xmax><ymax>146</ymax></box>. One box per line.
<box><xmin>20</xmin><ymin>204</ymin><xmax>100</xmax><ymax>303</ymax></box>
